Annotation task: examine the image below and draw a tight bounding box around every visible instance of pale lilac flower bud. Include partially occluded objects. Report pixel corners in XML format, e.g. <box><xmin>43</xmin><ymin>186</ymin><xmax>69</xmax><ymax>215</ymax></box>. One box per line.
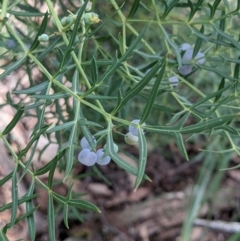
<box><xmin>96</xmin><ymin>149</ymin><xmax>111</xmax><ymax>165</ymax></box>
<box><xmin>78</xmin><ymin>149</ymin><xmax>97</xmax><ymax>166</ymax></box>
<box><xmin>179</xmin><ymin>43</ymin><xmax>191</xmax><ymax>51</ymax></box>
<box><xmin>179</xmin><ymin>65</ymin><xmax>192</xmax><ymax>76</ymax></box>
<box><xmin>169</xmin><ymin>76</ymin><xmax>179</xmax><ymax>87</ymax></box>
<box><xmin>195</xmin><ymin>52</ymin><xmax>205</xmax><ymax>64</ymax></box>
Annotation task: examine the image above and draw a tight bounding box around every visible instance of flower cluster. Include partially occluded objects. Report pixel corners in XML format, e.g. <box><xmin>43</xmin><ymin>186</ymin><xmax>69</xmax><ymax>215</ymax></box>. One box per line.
<box><xmin>178</xmin><ymin>43</ymin><xmax>205</xmax><ymax>76</ymax></box>
<box><xmin>168</xmin><ymin>43</ymin><xmax>205</xmax><ymax>87</ymax></box>
<box><xmin>125</xmin><ymin>119</ymin><xmax>146</xmax><ymax>145</ymax></box>
<box><xmin>78</xmin><ymin>136</ymin><xmax>118</xmax><ymax>166</ymax></box>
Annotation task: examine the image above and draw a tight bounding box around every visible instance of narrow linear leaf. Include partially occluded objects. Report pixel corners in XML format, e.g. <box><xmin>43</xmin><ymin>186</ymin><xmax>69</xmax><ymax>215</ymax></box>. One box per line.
<box><xmin>80</xmin><ymin>123</ymin><xmax>96</xmax><ymax>151</ymax></box>
<box><xmin>13</xmin><ymin>81</ymin><xmax>49</xmax><ymax>94</ymax></box>
<box><xmin>48</xmin><ymin>194</ymin><xmax>55</xmax><ymax>241</ymax></box>
<box><xmin>159</xmin><ymin>24</ymin><xmax>182</xmax><ymax>67</ymax></box>
<box><xmin>172</xmin><ymin>133</ymin><xmax>189</xmax><ymax>160</ymax></box>
<box><xmin>31</xmin><ymin>92</ymin><xmax>69</xmax><ymax>100</ymax></box>
<box><xmin>209</xmin><ymin>0</ymin><xmax>221</xmax><ymax>19</ymax></box>
<box><xmin>99</xmin><ymin>24</ymin><xmax>150</xmax><ymax>83</ymax></box>
<box><xmin>9</xmin><ymin>165</ymin><xmax>19</xmax><ymax>228</ymax></box>
<box><xmin>214</xmin><ymin>78</ymin><xmax>225</xmax><ymax>102</ymax></box>
<box><xmin>7</xmin><ymin>10</ymin><xmax>45</xmax><ymax>17</ymax></box>
<box><xmin>2</xmin><ymin>106</ymin><xmax>24</xmax><ymax>135</ymax></box>
<box><xmin>26</xmin><ymin>180</ymin><xmax>36</xmax><ymax>241</ymax></box>
<box><xmin>35</xmin><ymin>147</ymin><xmax>69</xmax><ymax>176</ymax></box>
<box><xmin>188</xmin><ymin>0</ymin><xmax>204</xmax><ymax>21</ymax></box>
<box><xmin>0</xmin><ymin>170</ymin><xmax>13</xmax><ymax>186</ymax></box>
<box><xmin>162</xmin><ymin>0</ymin><xmax>180</xmax><ymax>19</ymax></box>
<box><xmin>38</xmin><ymin>36</ymin><xmax>62</xmax><ymax>61</ymax></box>
<box><xmin>128</xmin><ymin>0</ymin><xmax>140</xmax><ymax>18</ymax></box>
<box><xmin>140</xmin><ymin>59</ymin><xmax>166</xmax><ymax>123</ymax></box>
<box><xmin>135</xmin><ymin>129</ymin><xmax>148</xmax><ymax>190</ymax></box>
<box><xmin>18</xmin><ymin>124</ymin><xmax>50</xmax><ymax>158</ymax></box>
<box><xmin>47</xmin><ymin>121</ymin><xmax>74</xmax><ymax>133</ymax></box>
<box><xmin>106</xmin><ymin>125</ymin><xmax>151</xmax><ymax>181</ymax></box>
<box><xmin>91</xmin><ymin>56</ymin><xmax>98</xmax><ymax>84</ymax></box>
<box><xmin>192</xmin><ymin>25</ymin><xmax>204</xmax><ymax>58</ymax></box>
<box><xmin>0</xmin><ymin>230</ymin><xmax>8</xmax><ymax>241</ymax></box>
<box><xmin>112</xmin><ymin>59</ymin><xmax>161</xmax><ymax>115</ymax></box>
<box><xmin>0</xmin><ymin>194</ymin><xmax>38</xmax><ymax>212</ymax></box>
<box><xmin>190</xmin><ymin>82</ymin><xmax>230</xmax><ymax>109</ymax></box>
<box><xmin>29</xmin><ymin>11</ymin><xmax>48</xmax><ymax>52</ymax></box>
<box><xmin>68</xmin><ymin>199</ymin><xmax>100</xmax><ymax>213</ymax></box>
<box><xmin>48</xmin><ymin>148</ymin><xmax>68</xmax><ymax>188</ymax></box>
<box><xmin>0</xmin><ymin>56</ymin><xmax>26</xmax><ymax>79</ymax></box>
<box><xmin>63</xmin><ymin>204</ymin><xmax>69</xmax><ymax>229</ymax></box>
<box><xmin>58</xmin><ymin>1</ymin><xmax>88</xmax><ymax>71</ymax></box>
<box><xmin>3</xmin><ymin>206</ymin><xmax>39</xmax><ymax>233</ymax></box>
<box><xmin>143</xmin><ymin>114</ymin><xmax>237</xmax><ymax>135</ymax></box>
<box><xmin>212</xmin><ymin>23</ymin><xmax>240</xmax><ymax>51</ymax></box>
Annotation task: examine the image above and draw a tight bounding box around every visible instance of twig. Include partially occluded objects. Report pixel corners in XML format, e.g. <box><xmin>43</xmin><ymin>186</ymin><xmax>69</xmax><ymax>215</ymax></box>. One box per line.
<box><xmin>194</xmin><ymin>219</ymin><xmax>240</xmax><ymax>233</ymax></box>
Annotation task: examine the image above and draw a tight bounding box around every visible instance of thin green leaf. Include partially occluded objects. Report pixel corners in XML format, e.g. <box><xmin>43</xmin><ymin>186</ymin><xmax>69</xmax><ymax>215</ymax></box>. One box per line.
<box><xmin>3</xmin><ymin>206</ymin><xmax>39</xmax><ymax>233</ymax></box>
<box><xmin>48</xmin><ymin>194</ymin><xmax>55</xmax><ymax>241</ymax></box>
<box><xmin>135</xmin><ymin>128</ymin><xmax>148</xmax><ymax>190</ymax></box>
<box><xmin>172</xmin><ymin>133</ymin><xmax>189</xmax><ymax>160</ymax></box>
<box><xmin>91</xmin><ymin>56</ymin><xmax>98</xmax><ymax>84</ymax></box>
<box><xmin>210</xmin><ymin>0</ymin><xmax>221</xmax><ymax>19</ymax></box>
<box><xmin>68</xmin><ymin>199</ymin><xmax>100</xmax><ymax>213</ymax></box>
<box><xmin>112</xmin><ymin>59</ymin><xmax>162</xmax><ymax>115</ymax></box>
<box><xmin>214</xmin><ymin>78</ymin><xmax>225</xmax><ymax>102</ymax></box>
<box><xmin>18</xmin><ymin>124</ymin><xmax>50</xmax><ymax>158</ymax></box>
<box><xmin>9</xmin><ymin>165</ymin><xmax>18</xmax><ymax>228</ymax></box>
<box><xmin>58</xmin><ymin>2</ymin><xmax>88</xmax><ymax>71</ymax></box>
<box><xmin>0</xmin><ymin>170</ymin><xmax>13</xmax><ymax>186</ymax></box>
<box><xmin>143</xmin><ymin>114</ymin><xmax>237</xmax><ymax>135</ymax></box>
<box><xmin>106</xmin><ymin>125</ymin><xmax>151</xmax><ymax>181</ymax></box>
<box><xmin>47</xmin><ymin>121</ymin><xmax>74</xmax><ymax>133</ymax></box>
<box><xmin>188</xmin><ymin>0</ymin><xmax>204</xmax><ymax>21</ymax></box>
<box><xmin>29</xmin><ymin>11</ymin><xmax>49</xmax><ymax>52</ymax></box>
<box><xmin>0</xmin><ymin>230</ymin><xmax>8</xmax><ymax>241</ymax></box>
<box><xmin>35</xmin><ymin>147</ymin><xmax>69</xmax><ymax>176</ymax></box>
<box><xmin>190</xmin><ymin>83</ymin><xmax>230</xmax><ymax>109</ymax></box>
<box><xmin>212</xmin><ymin>23</ymin><xmax>240</xmax><ymax>51</ymax></box>
<box><xmin>99</xmin><ymin>24</ymin><xmax>150</xmax><ymax>83</ymax></box>
<box><xmin>31</xmin><ymin>92</ymin><xmax>69</xmax><ymax>100</ymax></box>
<box><xmin>8</xmin><ymin>10</ymin><xmax>45</xmax><ymax>17</ymax></box>
<box><xmin>63</xmin><ymin>204</ymin><xmax>69</xmax><ymax>229</ymax></box>
<box><xmin>2</xmin><ymin>105</ymin><xmax>24</xmax><ymax>135</ymax></box>
<box><xmin>0</xmin><ymin>194</ymin><xmax>38</xmax><ymax>212</ymax></box>
<box><xmin>159</xmin><ymin>25</ymin><xmax>182</xmax><ymax>67</ymax></box>
<box><xmin>0</xmin><ymin>56</ymin><xmax>26</xmax><ymax>79</ymax></box>
<box><xmin>26</xmin><ymin>180</ymin><xmax>36</xmax><ymax>241</ymax></box>
<box><xmin>162</xmin><ymin>0</ymin><xmax>180</xmax><ymax>19</ymax></box>
<box><xmin>13</xmin><ymin>81</ymin><xmax>49</xmax><ymax>94</ymax></box>
<box><xmin>192</xmin><ymin>25</ymin><xmax>204</xmax><ymax>58</ymax></box>
<box><xmin>128</xmin><ymin>0</ymin><xmax>140</xmax><ymax>18</ymax></box>
<box><xmin>140</xmin><ymin>58</ymin><xmax>166</xmax><ymax>123</ymax></box>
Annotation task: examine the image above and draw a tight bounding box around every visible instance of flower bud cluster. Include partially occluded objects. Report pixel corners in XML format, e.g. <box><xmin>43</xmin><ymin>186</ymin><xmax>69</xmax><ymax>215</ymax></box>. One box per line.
<box><xmin>125</xmin><ymin>119</ymin><xmax>146</xmax><ymax>145</ymax></box>
<box><xmin>178</xmin><ymin>43</ymin><xmax>205</xmax><ymax>76</ymax></box>
<box><xmin>78</xmin><ymin>136</ymin><xmax>118</xmax><ymax>166</ymax></box>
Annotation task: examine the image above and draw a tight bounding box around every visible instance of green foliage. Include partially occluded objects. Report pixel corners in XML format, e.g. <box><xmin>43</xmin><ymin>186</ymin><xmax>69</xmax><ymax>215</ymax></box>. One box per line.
<box><xmin>1</xmin><ymin>0</ymin><xmax>240</xmax><ymax>240</ymax></box>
